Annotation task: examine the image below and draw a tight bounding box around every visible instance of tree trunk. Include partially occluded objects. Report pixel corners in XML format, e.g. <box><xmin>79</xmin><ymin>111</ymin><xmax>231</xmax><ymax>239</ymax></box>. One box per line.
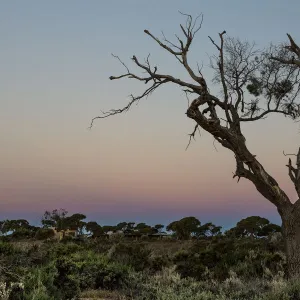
<box><xmin>281</xmin><ymin>205</ymin><xmax>300</xmax><ymax>279</ymax></box>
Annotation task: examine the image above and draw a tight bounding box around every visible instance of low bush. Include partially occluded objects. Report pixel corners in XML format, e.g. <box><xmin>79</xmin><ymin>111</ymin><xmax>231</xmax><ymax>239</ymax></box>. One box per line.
<box><xmin>71</xmin><ymin>251</ymin><xmax>130</xmax><ymax>291</ymax></box>
<box><xmin>0</xmin><ymin>241</ymin><xmax>15</xmax><ymax>255</ymax></box>
<box><xmin>108</xmin><ymin>242</ymin><xmax>151</xmax><ymax>271</ymax></box>
<box><xmin>35</xmin><ymin>228</ymin><xmax>55</xmax><ymax>240</ymax></box>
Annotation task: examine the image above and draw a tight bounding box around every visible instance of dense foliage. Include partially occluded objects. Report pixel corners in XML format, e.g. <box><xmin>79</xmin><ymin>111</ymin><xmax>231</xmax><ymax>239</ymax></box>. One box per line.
<box><xmin>1</xmin><ymin>211</ymin><xmax>299</xmax><ymax>299</ymax></box>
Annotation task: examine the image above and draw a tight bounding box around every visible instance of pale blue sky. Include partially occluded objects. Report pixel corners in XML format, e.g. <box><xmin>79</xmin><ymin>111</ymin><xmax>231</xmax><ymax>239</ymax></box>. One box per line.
<box><xmin>1</xmin><ymin>1</ymin><xmax>299</xmax><ymax>229</ymax></box>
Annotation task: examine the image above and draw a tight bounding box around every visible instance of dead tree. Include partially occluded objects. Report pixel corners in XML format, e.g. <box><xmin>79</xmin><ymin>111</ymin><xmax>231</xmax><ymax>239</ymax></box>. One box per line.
<box><xmin>90</xmin><ymin>13</ymin><xmax>300</xmax><ymax>279</ymax></box>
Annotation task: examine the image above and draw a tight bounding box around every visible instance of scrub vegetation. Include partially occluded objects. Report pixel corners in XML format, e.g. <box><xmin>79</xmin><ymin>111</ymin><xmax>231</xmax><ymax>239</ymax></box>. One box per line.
<box><xmin>1</xmin><ymin>210</ymin><xmax>300</xmax><ymax>299</ymax></box>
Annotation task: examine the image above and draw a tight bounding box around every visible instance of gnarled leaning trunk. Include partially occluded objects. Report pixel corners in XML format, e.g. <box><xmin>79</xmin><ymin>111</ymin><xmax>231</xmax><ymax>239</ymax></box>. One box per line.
<box><xmin>92</xmin><ymin>15</ymin><xmax>300</xmax><ymax>281</ymax></box>
<box><xmin>281</xmin><ymin>204</ymin><xmax>300</xmax><ymax>279</ymax></box>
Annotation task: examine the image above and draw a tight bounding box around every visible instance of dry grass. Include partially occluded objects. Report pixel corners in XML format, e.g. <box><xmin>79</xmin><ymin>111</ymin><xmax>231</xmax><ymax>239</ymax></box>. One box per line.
<box><xmin>80</xmin><ymin>289</ymin><xmax>126</xmax><ymax>300</ymax></box>
<box><xmin>12</xmin><ymin>240</ymin><xmax>43</xmax><ymax>251</ymax></box>
<box><xmin>145</xmin><ymin>240</ymin><xmax>194</xmax><ymax>256</ymax></box>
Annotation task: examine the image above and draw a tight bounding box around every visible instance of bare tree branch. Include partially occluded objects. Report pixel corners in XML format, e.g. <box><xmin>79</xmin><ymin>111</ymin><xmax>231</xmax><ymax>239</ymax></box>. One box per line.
<box><xmin>271</xmin><ymin>34</ymin><xmax>300</xmax><ymax>67</ymax></box>
<box><xmin>91</xmin><ymin>13</ymin><xmax>295</xmax><ymax>212</ymax></box>
<box><xmin>144</xmin><ymin>13</ymin><xmax>206</xmax><ymax>88</ymax></box>
<box><xmin>209</xmin><ymin>31</ymin><xmax>233</xmax><ymax>124</ymax></box>
<box><xmin>88</xmin><ymin>79</ymin><xmax>166</xmax><ymax>129</ymax></box>
<box><xmin>185</xmin><ymin>123</ymin><xmax>200</xmax><ymax>150</ymax></box>
<box><xmin>283</xmin><ymin>150</ymin><xmax>297</xmax><ymax>157</ymax></box>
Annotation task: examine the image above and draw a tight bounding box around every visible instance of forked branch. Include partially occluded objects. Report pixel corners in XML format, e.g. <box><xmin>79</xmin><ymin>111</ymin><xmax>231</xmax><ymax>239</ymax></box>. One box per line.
<box><xmin>208</xmin><ymin>31</ymin><xmax>232</xmax><ymax>123</ymax></box>
<box><xmin>185</xmin><ymin>124</ymin><xmax>200</xmax><ymax>150</ymax></box>
<box><xmin>88</xmin><ymin>79</ymin><xmax>166</xmax><ymax>129</ymax></box>
<box><xmin>271</xmin><ymin>34</ymin><xmax>300</xmax><ymax>67</ymax></box>
<box><xmin>144</xmin><ymin>12</ymin><xmax>207</xmax><ymax>88</ymax></box>
<box><xmin>90</xmin><ymin>13</ymin><xmax>295</xmax><ymax>212</ymax></box>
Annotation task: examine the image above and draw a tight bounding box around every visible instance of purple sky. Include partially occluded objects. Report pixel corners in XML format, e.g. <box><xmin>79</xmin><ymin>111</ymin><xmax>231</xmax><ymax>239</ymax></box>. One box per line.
<box><xmin>1</xmin><ymin>0</ymin><xmax>299</xmax><ymax>229</ymax></box>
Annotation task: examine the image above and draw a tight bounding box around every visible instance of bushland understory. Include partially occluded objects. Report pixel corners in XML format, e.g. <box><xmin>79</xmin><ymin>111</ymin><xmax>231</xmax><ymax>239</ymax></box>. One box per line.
<box><xmin>1</xmin><ymin>233</ymin><xmax>300</xmax><ymax>300</ymax></box>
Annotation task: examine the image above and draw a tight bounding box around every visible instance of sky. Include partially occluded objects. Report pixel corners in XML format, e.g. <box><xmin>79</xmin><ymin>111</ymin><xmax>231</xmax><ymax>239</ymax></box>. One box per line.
<box><xmin>1</xmin><ymin>0</ymin><xmax>300</xmax><ymax>230</ymax></box>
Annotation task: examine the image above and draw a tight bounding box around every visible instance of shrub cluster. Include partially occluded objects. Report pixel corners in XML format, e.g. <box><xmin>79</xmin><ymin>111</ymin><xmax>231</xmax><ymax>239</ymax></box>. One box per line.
<box><xmin>1</xmin><ymin>234</ymin><xmax>299</xmax><ymax>300</ymax></box>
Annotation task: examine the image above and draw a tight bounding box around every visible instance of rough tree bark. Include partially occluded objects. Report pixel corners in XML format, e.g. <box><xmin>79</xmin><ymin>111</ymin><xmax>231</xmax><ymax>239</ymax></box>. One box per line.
<box><xmin>90</xmin><ymin>14</ymin><xmax>300</xmax><ymax>279</ymax></box>
<box><xmin>271</xmin><ymin>34</ymin><xmax>300</xmax><ymax>280</ymax></box>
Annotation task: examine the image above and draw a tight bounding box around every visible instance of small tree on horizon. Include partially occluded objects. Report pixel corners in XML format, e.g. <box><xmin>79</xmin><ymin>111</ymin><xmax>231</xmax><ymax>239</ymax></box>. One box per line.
<box><xmin>154</xmin><ymin>224</ymin><xmax>164</xmax><ymax>233</ymax></box>
<box><xmin>196</xmin><ymin>222</ymin><xmax>222</xmax><ymax>238</ymax></box>
<box><xmin>85</xmin><ymin>221</ymin><xmax>104</xmax><ymax>237</ymax></box>
<box><xmin>41</xmin><ymin>209</ymin><xmax>68</xmax><ymax>231</ymax></box>
<box><xmin>89</xmin><ymin>12</ymin><xmax>300</xmax><ymax>279</ymax></box>
<box><xmin>167</xmin><ymin>216</ymin><xmax>201</xmax><ymax>240</ymax></box>
<box><xmin>226</xmin><ymin>216</ymin><xmax>281</xmax><ymax>239</ymax></box>
<box><xmin>64</xmin><ymin>213</ymin><xmax>86</xmax><ymax>234</ymax></box>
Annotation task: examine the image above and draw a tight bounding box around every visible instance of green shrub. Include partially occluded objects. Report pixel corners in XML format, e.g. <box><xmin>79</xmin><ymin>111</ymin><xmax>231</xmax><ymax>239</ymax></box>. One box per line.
<box><xmin>70</xmin><ymin>251</ymin><xmax>130</xmax><ymax>291</ymax></box>
<box><xmin>60</xmin><ymin>236</ymin><xmax>73</xmax><ymax>243</ymax></box>
<box><xmin>6</xmin><ymin>263</ymin><xmax>59</xmax><ymax>300</ymax></box>
<box><xmin>27</xmin><ymin>245</ymin><xmax>49</xmax><ymax>266</ymax></box>
<box><xmin>11</xmin><ymin>228</ymin><xmax>35</xmax><ymax>239</ymax></box>
<box><xmin>48</xmin><ymin>242</ymin><xmax>83</xmax><ymax>258</ymax></box>
<box><xmin>108</xmin><ymin>242</ymin><xmax>151</xmax><ymax>271</ymax></box>
<box><xmin>21</xmin><ymin>264</ymin><xmax>58</xmax><ymax>300</ymax></box>
<box><xmin>149</xmin><ymin>255</ymin><xmax>171</xmax><ymax>273</ymax></box>
<box><xmin>89</xmin><ymin>239</ymin><xmax>114</xmax><ymax>254</ymax></box>
<box><xmin>0</xmin><ymin>234</ymin><xmax>292</xmax><ymax>299</ymax></box>
<box><xmin>35</xmin><ymin>228</ymin><xmax>55</xmax><ymax>240</ymax></box>
<box><xmin>0</xmin><ymin>241</ymin><xmax>15</xmax><ymax>255</ymax></box>
<box><xmin>54</xmin><ymin>257</ymin><xmax>80</xmax><ymax>299</ymax></box>
<box><xmin>172</xmin><ymin>238</ymin><xmax>280</xmax><ymax>281</ymax></box>
<box><xmin>262</xmin><ymin>278</ymin><xmax>300</xmax><ymax>300</ymax></box>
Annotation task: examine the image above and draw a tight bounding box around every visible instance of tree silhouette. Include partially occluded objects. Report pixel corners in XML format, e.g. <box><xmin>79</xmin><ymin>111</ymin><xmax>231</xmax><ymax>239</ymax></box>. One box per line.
<box><xmin>167</xmin><ymin>216</ymin><xmax>201</xmax><ymax>240</ymax></box>
<box><xmin>89</xmin><ymin>13</ymin><xmax>300</xmax><ymax>279</ymax></box>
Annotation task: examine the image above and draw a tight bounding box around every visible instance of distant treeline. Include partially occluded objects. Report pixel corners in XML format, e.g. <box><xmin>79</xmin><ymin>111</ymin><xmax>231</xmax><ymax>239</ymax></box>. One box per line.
<box><xmin>0</xmin><ymin>209</ymin><xmax>281</xmax><ymax>240</ymax></box>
